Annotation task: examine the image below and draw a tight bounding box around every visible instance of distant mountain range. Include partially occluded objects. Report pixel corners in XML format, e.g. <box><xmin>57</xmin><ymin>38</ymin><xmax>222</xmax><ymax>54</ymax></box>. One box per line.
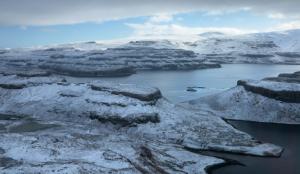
<box><xmin>118</xmin><ymin>29</ymin><xmax>300</xmax><ymax>64</ymax></box>
<box><xmin>70</xmin><ymin>29</ymin><xmax>300</xmax><ymax>64</ymax></box>
<box><xmin>1</xmin><ymin>29</ymin><xmax>300</xmax><ymax>78</ymax></box>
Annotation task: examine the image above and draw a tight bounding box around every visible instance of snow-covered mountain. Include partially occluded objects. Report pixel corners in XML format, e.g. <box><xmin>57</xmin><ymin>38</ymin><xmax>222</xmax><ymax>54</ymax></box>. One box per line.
<box><xmin>111</xmin><ymin>29</ymin><xmax>300</xmax><ymax>64</ymax></box>
<box><xmin>177</xmin><ymin>29</ymin><xmax>300</xmax><ymax>64</ymax></box>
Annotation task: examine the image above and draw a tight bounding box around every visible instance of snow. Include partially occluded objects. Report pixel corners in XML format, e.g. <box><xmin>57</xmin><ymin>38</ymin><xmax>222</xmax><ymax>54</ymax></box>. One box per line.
<box><xmin>0</xmin><ymin>75</ymin><xmax>284</xmax><ymax>173</ymax></box>
<box><xmin>0</xmin><ymin>40</ymin><xmax>219</xmax><ymax>78</ymax></box>
<box><xmin>1</xmin><ymin>29</ymin><xmax>300</xmax><ymax>80</ymax></box>
<box><xmin>1</xmin><ymin>29</ymin><xmax>299</xmax><ymax>172</ymax></box>
<box><xmin>183</xmin><ymin>72</ymin><xmax>300</xmax><ymax>124</ymax></box>
<box><xmin>242</xmin><ymin>79</ymin><xmax>300</xmax><ymax>92</ymax></box>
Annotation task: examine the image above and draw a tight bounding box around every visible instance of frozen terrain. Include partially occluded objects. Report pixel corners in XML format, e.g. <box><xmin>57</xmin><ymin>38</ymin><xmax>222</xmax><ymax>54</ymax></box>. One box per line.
<box><xmin>0</xmin><ymin>42</ymin><xmax>220</xmax><ymax>78</ymax></box>
<box><xmin>183</xmin><ymin>29</ymin><xmax>300</xmax><ymax>64</ymax></box>
<box><xmin>0</xmin><ymin>29</ymin><xmax>299</xmax><ymax>173</ymax></box>
<box><xmin>124</xmin><ymin>29</ymin><xmax>300</xmax><ymax>65</ymax></box>
<box><xmin>183</xmin><ymin>71</ymin><xmax>300</xmax><ymax>124</ymax></box>
<box><xmin>0</xmin><ymin>74</ymin><xmax>282</xmax><ymax>173</ymax></box>
<box><xmin>1</xmin><ymin>29</ymin><xmax>300</xmax><ymax>79</ymax></box>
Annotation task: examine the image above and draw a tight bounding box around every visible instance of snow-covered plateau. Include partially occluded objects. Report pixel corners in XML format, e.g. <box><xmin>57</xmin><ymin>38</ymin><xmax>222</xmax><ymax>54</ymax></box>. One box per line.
<box><xmin>0</xmin><ymin>74</ymin><xmax>283</xmax><ymax>174</ymax></box>
<box><xmin>183</xmin><ymin>71</ymin><xmax>300</xmax><ymax>124</ymax></box>
<box><xmin>1</xmin><ymin>29</ymin><xmax>300</xmax><ymax>78</ymax></box>
<box><xmin>0</xmin><ymin>42</ymin><xmax>220</xmax><ymax>78</ymax></box>
<box><xmin>115</xmin><ymin>29</ymin><xmax>300</xmax><ymax>65</ymax></box>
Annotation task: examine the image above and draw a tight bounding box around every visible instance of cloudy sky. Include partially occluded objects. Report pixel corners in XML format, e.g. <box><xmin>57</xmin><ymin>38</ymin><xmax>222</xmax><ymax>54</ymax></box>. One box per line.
<box><xmin>0</xmin><ymin>0</ymin><xmax>299</xmax><ymax>48</ymax></box>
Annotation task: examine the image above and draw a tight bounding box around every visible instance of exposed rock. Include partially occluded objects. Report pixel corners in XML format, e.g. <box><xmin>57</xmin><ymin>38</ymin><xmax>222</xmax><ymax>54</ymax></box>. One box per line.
<box><xmin>59</xmin><ymin>89</ymin><xmax>83</xmax><ymax>97</ymax></box>
<box><xmin>91</xmin><ymin>82</ymin><xmax>162</xmax><ymax>102</ymax></box>
<box><xmin>7</xmin><ymin>120</ymin><xmax>59</xmax><ymax>133</ymax></box>
<box><xmin>0</xmin><ymin>113</ymin><xmax>28</xmax><ymax>120</ymax></box>
<box><xmin>0</xmin><ymin>69</ymin><xmax>50</xmax><ymax>77</ymax></box>
<box><xmin>187</xmin><ymin>86</ymin><xmax>205</xmax><ymax>92</ymax></box>
<box><xmin>0</xmin><ymin>148</ymin><xmax>4</xmax><ymax>154</ymax></box>
<box><xmin>0</xmin><ymin>157</ymin><xmax>21</xmax><ymax>168</ymax></box>
<box><xmin>187</xmin><ymin>87</ymin><xmax>197</xmax><ymax>92</ymax></box>
<box><xmin>237</xmin><ymin>80</ymin><xmax>300</xmax><ymax>103</ymax></box>
<box><xmin>276</xmin><ymin>52</ymin><xmax>300</xmax><ymax>58</ymax></box>
<box><xmin>89</xmin><ymin>112</ymin><xmax>160</xmax><ymax>126</ymax></box>
<box><xmin>40</xmin><ymin>64</ymin><xmax>136</xmax><ymax>77</ymax></box>
<box><xmin>0</xmin><ymin>83</ymin><xmax>26</xmax><ymax>89</ymax></box>
<box><xmin>240</xmin><ymin>54</ymin><xmax>274</xmax><ymax>58</ymax></box>
<box><xmin>264</xmin><ymin>71</ymin><xmax>300</xmax><ymax>83</ymax></box>
<box><xmin>0</xmin><ymin>74</ymin><xmax>65</xmax><ymax>89</ymax></box>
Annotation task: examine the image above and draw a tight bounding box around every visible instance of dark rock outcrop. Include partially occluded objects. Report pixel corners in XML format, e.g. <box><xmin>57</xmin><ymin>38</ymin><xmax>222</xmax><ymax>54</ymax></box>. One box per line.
<box><xmin>89</xmin><ymin>112</ymin><xmax>160</xmax><ymax>126</ymax></box>
<box><xmin>237</xmin><ymin>79</ymin><xmax>300</xmax><ymax>103</ymax></box>
<box><xmin>91</xmin><ymin>82</ymin><xmax>162</xmax><ymax>102</ymax></box>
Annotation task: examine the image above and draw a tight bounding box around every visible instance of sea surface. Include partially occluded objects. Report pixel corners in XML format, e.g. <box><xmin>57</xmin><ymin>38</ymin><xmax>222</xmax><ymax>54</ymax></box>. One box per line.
<box><xmin>66</xmin><ymin>64</ymin><xmax>300</xmax><ymax>103</ymax></box>
<box><xmin>205</xmin><ymin>120</ymin><xmax>300</xmax><ymax>174</ymax></box>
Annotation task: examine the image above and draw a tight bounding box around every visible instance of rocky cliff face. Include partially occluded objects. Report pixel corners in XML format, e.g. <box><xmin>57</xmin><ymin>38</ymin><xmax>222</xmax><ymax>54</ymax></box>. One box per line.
<box><xmin>0</xmin><ymin>74</ymin><xmax>282</xmax><ymax>173</ymax></box>
<box><xmin>237</xmin><ymin>80</ymin><xmax>300</xmax><ymax>103</ymax></box>
<box><xmin>183</xmin><ymin>72</ymin><xmax>300</xmax><ymax>124</ymax></box>
<box><xmin>0</xmin><ymin>43</ymin><xmax>220</xmax><ymax>78</ymax></box>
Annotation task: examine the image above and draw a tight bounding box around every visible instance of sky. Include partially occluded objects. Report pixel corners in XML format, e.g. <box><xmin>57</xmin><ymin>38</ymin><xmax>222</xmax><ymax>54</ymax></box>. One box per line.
<box><xmin>0</xmin><ymin>0</ymin><xmax>300</xmax><ymax>48</ymax></box>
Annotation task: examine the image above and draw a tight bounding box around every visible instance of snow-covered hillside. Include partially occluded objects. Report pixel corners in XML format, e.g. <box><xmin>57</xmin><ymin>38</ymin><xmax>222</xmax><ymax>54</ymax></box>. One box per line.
<box><xmin>177</xmin><ymin>29</ymin><xmax>300</xmax><ymax>64</ymax></box>
<box><xmin>0</xmin><ymin>41</ymin><xmax>220</xmax><ymax>78</ymax></box>
<box><xmin>182</xmin><ymin>71</ymin><xmax>300</xmax><ymax>124</ymax></box>
<box><xmin>113</xmin><ymin>29</ymin><xmax>300</xmax><ymax>64</ymax></box>
<box><xmin>103</xmin><ymin>29</ymin><xmax>300</xmax><ymax>64</ymax></box>
<box><xmin>0</xmin><ymin>74</ymin><xmax>283</xmax><ymax>173</ymax></box>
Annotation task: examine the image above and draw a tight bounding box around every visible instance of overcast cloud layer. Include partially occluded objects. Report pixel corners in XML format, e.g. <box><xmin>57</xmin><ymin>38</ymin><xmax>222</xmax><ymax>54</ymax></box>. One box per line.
<box><xmin>0</xmin><ymin>0</ymin><xmax>299</xmax><ymax>26</ymax></box>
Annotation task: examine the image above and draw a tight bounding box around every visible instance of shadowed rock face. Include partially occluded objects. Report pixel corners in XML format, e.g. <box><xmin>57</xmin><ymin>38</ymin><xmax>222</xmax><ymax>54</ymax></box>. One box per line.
<box><xmin>237</xmin><ymin>72</ymin><xmax>300</xmax><ymax>103</ymax></box>
<box><xmin>89</xmin><ymin>112</ymin><xmax>160</xmax><ymax>126</ymax></box>
<box><xmin>91</xmin><ymin>82</ymin><xmax>162</xmax><ymax>102</ymax></box>
<box><xmin>264</xmin><ymin>71</ymin><xmax>300</xmax><ymax>83</ymax></box>
<box><xmin>237</xmin><ymin>80</ymin><xmax>300</xmax><ymax>103</ymax></box>
<box><xmin>0</xmin><ymin>74</ymin><xmax>65</xmax><ymax>89</ymax></box>
<box><xmin>276</xmin><ymin>52</ymin><xmax>300</xmax><ymax>58</ymax></box>
<box><xmin>183</xmin><ymin>71</ymin><xmax>300</xmax><ymax>124</ymax></box>
<box><xmin>0</xmin><ymin>75</ymin><xmax>282</xmax><ymax>173</ymax></box>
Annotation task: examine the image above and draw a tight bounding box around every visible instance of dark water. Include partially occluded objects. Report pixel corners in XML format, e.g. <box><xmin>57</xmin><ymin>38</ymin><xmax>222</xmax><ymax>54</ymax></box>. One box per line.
<box><xmin>66</xmin><ymin>64</ymin><xmax>300</xmax><ymax>103</ymax></box>
<box><xmin>205</xmin><ymin>120</ymin><xmax>300</xmax><ymax>174</ymax></box>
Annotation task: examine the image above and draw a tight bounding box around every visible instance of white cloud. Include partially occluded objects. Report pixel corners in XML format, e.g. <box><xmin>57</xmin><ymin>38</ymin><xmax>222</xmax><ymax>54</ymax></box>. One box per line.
<box><xmin>126</xmin><ymin>22</ymin><xmax>257</xmax><ymax>41</ymax></box>
<box><xmin>1</xmin><ymin>0</ymin><xmax>300</xmax><ymax>26</ymax></box>
<box><xmin>268</xmin><ymin>13</ymin><xmax>285</xmax><ymax>19</ymax></box>
<box><xmin>126</xmin><ymin>12</ymin><xmax>257</xmax><ymax>39</ymax></box>
<box><xmin>149</xmin><ymin>14</ymin><xmax>173</xmax><ymax>23</ymax></box>
<box><xmin>273</xmin><ymin>21</ymin><xmax>300</xmax><ymax>31</ymax></box>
